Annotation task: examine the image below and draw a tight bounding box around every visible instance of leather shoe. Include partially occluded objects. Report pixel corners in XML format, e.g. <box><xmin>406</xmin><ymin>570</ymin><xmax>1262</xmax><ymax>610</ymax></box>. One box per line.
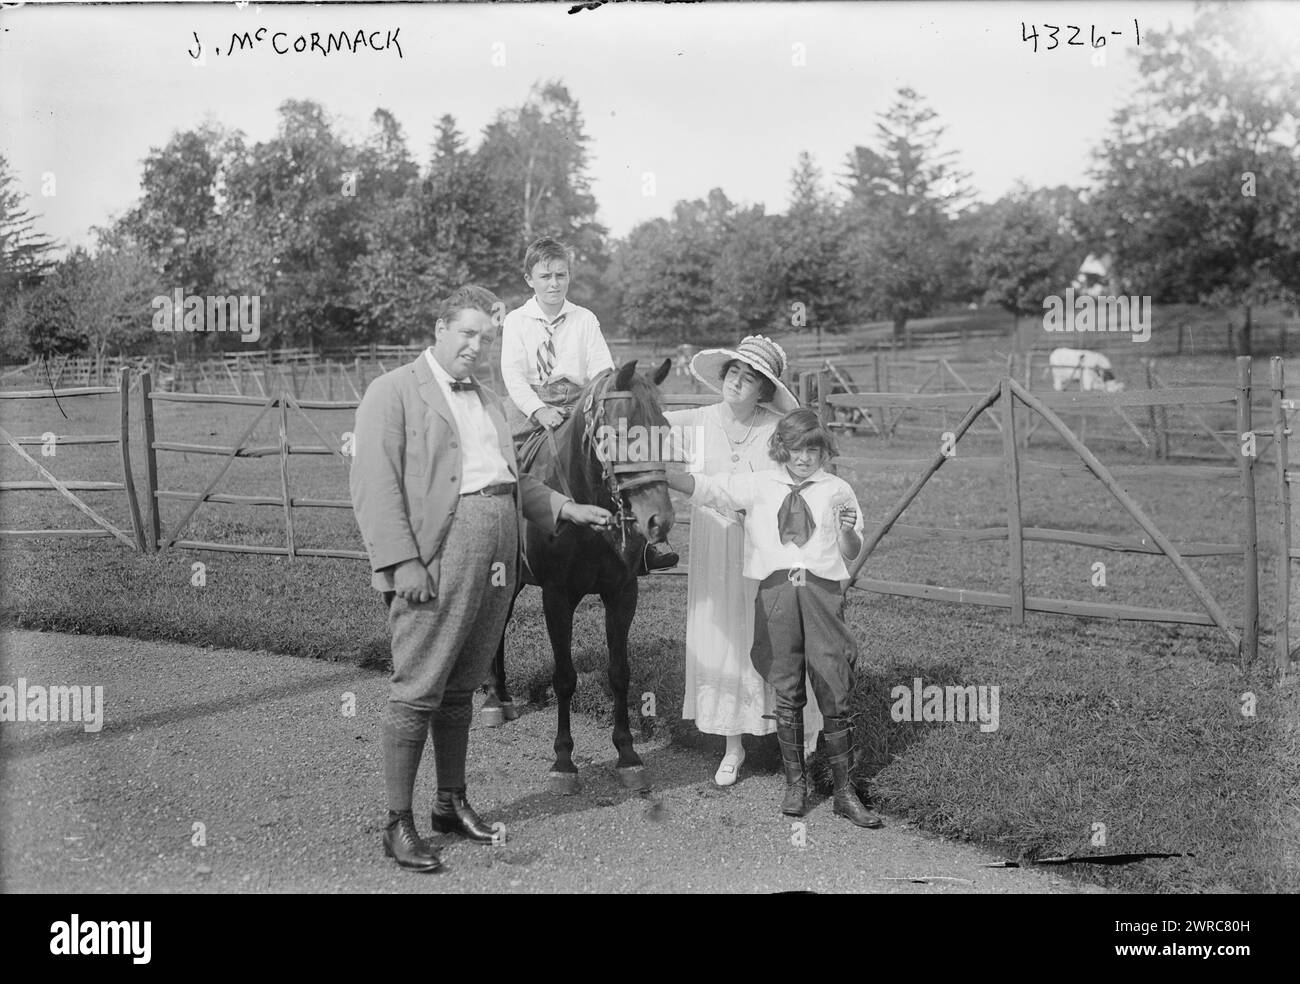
<box><xmin>640</xmin><ymin>543</ymin><xmax>679</xmax><ymax>574</ymax></box>
<box><xmin>430</xmin><ymin>788</ymin><xmax>497</xmax><ymax>844</ymax></box>
<box><xmin>713</xmin><ymin>747</ymin><xmax>745</xmax><ymax>787</ymax></box>
<box><xmin>382</xmin><ymin>811</ymin><xmax>443</xmax><ymax>872</ymax></box>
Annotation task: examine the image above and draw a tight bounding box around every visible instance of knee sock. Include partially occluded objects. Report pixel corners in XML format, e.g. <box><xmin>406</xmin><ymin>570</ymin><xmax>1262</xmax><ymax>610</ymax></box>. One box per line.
<box><xmin>383</xmin><ymin>701</ymin><xmax>431</xmax><ymax>813</ymax></box>
<box><xmin>430</xmin><ymin>690</ymin><xmax>474</xmax><ymax>791</ymax></box>
<box><xmin>724</xmin><ymin>734</ymin><xmax>744</xmax><ymax>758</ymax></box>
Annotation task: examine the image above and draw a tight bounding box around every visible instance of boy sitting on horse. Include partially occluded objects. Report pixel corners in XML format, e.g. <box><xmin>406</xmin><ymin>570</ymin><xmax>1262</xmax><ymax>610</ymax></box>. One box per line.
<box><xmin>666</xmin><ymin>408</ymin><xmax>883</xmax><ymax>829</ymax></box>
<box><xmin>501</xmin><ymin>236</ymin><xmax>677</xmax><ymax>572</ymax></box>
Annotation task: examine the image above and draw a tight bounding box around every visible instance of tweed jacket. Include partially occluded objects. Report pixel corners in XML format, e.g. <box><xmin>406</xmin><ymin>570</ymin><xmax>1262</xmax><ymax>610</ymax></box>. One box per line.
<box><xmin>350</xmin><ymin>353</ymin><xmax>568</xmax><ymax>592</ymax></box>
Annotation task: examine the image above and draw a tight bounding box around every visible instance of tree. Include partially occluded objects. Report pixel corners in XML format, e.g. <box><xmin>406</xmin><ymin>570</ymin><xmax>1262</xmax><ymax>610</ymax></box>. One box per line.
<box><xmin>413</xmin><ymin>114</ymin><xmax>516</xmax><ymax>299</ymax></box>
<box><xmin>5</xmin><ymin>279</ymin><xmax>81</xmax><ymax>362</ymax></box>
<box><xmin>0</xmin><ymin>154</ymin><xmax>58</xmax><ymax>325</ymax></box>
<box><xmin>773</xmin><ymin>152</ymin><xmax>857</xmax><ymax>345</ymax></box>
<box><xmin>12</xmin><ymin>240</ymin><xmax>159</xmax><ymax>378</ymax></box>
<box><xmin>476</xmin><ymin>81</ymin><xmax>609</xmax><ymax>303</ymax></box>
<box><xmin>842</xmin><ymin>88</ymin><xmax>973</xmax><ymax>340</ymax></box>
<box><xmin>119</xmin><ymin>126</ymin><xmax>231</xmax><ymax>303</ymax></box>
<box><xmin>348</xmin><ymin>109</ymin><xmax>440</xmax><ymax>343</ymax></box>
<box><xmin>215</xmin><ymin>100</ymin><xmax>368</xmax><ymax>348</ymax></box>
<box><xmin>612</xmin><ymin>189</ymin><xmax>778</xmax><ymax>345</ymax></box>
<box><xmin>971</xmin><ymin>184</ymin><xmax>1085</xmax><ymax>344</ymax></box>
<box><xmin>1083</xmin><ymin>2</ymin><xmax>1300</xmax><ymax>354</ymax></box>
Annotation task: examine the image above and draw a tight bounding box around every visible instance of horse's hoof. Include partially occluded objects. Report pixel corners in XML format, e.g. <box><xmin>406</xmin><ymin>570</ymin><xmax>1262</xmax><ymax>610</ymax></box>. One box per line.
<box><xmin>480</xmin><ymin>706</ymin><xmax>505</xmax><ymax>728</ymax></box>
<box><xmin>548</xmin><ymin>771</ymin><xmax>581</xmax><ymax>796</ymax></box>
<box><xmin>502</xmin><ymin>701</ymin><xmax>521</xmax><ymax>722</ymax></box>
<box><xmin>618</xmin><ymin>766</ymin><xmax>650</xmax><ymax>791</ymax></box>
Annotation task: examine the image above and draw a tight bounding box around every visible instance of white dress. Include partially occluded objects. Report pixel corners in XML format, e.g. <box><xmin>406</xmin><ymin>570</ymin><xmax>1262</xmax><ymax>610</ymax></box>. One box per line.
<box><xmin>665</xmin><ymin>403</ymin><xmax>823</xmax><ymax>752</ymax></box>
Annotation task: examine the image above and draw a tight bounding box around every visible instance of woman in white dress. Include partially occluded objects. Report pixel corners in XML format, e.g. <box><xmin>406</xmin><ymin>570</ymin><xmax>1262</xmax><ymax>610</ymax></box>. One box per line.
<box><xmin>665</xmin><ymin>336</ymin><xmax>823</xmax><ymax>786</ymax></box>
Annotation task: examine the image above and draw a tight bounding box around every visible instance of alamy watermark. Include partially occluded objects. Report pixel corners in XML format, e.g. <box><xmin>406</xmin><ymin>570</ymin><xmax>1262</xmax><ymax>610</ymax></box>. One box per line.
<box><xmin>152</xmin><ymin>288</ymin><xmax>261</xmax><ymax>342</ymax></box>
<box><xmin>595</xmin><ymin>420</ymin><xmax>707</xmax><ymax>466</ymax></box>
<box><xmin>50</xmin><ymin>915</ymin><xmax>150</xmax><ymax>964</ymax></box>
<box><xmin>890</xmin><ymin>677</ymin><xmax>999</xmax><ymax>732</ymax></box>
<box><xmin>0</xmin><ymin>678</ymin><xmax>104</xmax><ymax>732</ymax></box>
<box><xmin>1043</xmin><ymin>288</ymin><xmax>1151</xmax><ymax>343</ymax></box>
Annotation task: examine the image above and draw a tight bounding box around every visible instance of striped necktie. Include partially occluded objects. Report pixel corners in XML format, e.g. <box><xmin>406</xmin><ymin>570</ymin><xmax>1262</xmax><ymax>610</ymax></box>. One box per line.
<box><xmin>535</xmin><ymin>313</ymin><xmax>566</xmax><ymax>382</ymax></box>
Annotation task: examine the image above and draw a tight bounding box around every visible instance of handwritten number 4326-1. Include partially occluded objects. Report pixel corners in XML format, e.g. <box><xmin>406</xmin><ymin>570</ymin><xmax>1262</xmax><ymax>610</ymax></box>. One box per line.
<box><xmin>1021</xmin><ymin>20</ymin><xmax>1140</xmax><ymax>52</ymax></box>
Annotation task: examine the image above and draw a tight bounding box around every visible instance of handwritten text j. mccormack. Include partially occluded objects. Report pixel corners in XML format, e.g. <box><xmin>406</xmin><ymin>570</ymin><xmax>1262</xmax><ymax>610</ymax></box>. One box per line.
<box><xmin>187</xmin><ymin>28</ymin><xmax>404</xmax><ymax>61</ymax></box>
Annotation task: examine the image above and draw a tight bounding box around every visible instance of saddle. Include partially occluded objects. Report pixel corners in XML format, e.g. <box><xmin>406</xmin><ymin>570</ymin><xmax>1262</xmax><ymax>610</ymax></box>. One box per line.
<box><xmin>512</xmin><ymin>376</ymin><xmax>585</xmax><ymax>467</ymax></box>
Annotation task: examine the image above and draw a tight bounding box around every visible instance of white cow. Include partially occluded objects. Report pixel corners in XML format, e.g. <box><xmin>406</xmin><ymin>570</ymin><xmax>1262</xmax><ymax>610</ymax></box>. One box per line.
<box><xmin>1046</xmin><ymin>347</ymin><xmax>1124</xmax><ymax>393</ymax></box>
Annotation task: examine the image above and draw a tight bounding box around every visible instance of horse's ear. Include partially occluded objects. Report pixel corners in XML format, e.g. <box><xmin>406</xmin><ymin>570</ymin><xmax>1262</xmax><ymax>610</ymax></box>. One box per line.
<box><xmin>615</xmin><ymin>360</ymin><xmax>637</xmax><ymax>390</ymax></box>
<box><xmin>651</xmin><ymin>358</ymin><xmax>671</xmax><ymax>386</ymax></box>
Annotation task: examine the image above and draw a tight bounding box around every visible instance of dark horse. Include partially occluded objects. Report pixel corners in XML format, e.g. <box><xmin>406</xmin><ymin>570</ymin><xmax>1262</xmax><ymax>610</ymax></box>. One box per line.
<box><xmin>484</xmin><ymin>359</ymin><xmax>675</xmax><ymax>793</ymax></box>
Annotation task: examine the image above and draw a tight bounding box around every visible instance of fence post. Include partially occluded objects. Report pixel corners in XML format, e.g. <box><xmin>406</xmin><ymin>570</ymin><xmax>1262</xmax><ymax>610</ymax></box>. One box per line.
<box><xmin>1021</xmin><ymin>351</ymin><xmax>1033</xmax><ymax>453</ymax></box>
<box><xmin>815</xmin><ymin>368</ymin><xmax>830</xmax><ymax>427</ymax></box>
<box><xmin>1143</xmin><ymin>360</ymin><xmax>1162</xmax><ymax>458</ymax></box>
<box><xmin>117</xmin><ymin>368</ymin><xmax>147</xmax><ymax>552</ymax></box>
<box><xmin>279</xmin><ymin>395</ymin><xmax>296</xmax><ymax>561</ymax></box>
<box><xmin>1271</xmin><ymin>357</ymin><xmax>1291</xmax><ymax>679</ymax></box>
<box><xmin>138</xmin><ymin>370</ymin><xmax>161</xmax><ymax>552</ymax></box>
<box><xmin>1001</xmin><ymin>378</ymin><xmax>1025</xmax><ymax>625</ymax></box>
<box><xmin>1237</xmin><ymin>356</ymin><xmax>1258</xmax><ymax>668</ymax></box>
<box><xmin>938</xmin><ymin>356</ymin><xmax>949</xmax><ymax>434</ymax></box>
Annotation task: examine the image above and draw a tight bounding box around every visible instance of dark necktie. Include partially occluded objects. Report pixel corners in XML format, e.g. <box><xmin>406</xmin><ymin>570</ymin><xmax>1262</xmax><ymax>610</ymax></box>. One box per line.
<box><xmin>449</xmin><ymin>378</ymin><xmax>478</xmax><ymax>393</ymax></box>
<box><xmin>778</xmin><ymin>481</ymin><xmax>816</xmax><ymax>547</ymax></box>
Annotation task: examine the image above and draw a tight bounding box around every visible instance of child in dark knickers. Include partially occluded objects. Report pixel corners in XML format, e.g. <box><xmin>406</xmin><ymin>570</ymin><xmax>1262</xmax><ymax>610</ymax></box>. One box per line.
<box><xmin>666</xmin><ymin>408</ymin><xmax>881</xmax><ymax>827</ymax></box>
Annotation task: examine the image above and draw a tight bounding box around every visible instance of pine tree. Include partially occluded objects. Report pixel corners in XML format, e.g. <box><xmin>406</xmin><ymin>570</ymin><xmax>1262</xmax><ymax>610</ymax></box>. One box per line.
<box><xmin>0</xmin><ymin>155</ymin><xmax>58</xmax><ymax>315</ymax></box>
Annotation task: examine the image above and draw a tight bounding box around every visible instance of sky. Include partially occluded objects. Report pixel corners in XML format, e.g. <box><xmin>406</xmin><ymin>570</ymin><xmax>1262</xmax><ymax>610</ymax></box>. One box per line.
<box><xmin>2</xmin><ymin>1</ymin><xmax>1297</xmax><ymax>254</ymax></box>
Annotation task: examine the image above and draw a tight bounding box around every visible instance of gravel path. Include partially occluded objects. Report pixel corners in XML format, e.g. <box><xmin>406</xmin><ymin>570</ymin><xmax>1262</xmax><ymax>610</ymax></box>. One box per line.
<box><xmin>0</xmin><ymin>629</ymin><xmax>1106</xmax><ymax>894</ymax></box>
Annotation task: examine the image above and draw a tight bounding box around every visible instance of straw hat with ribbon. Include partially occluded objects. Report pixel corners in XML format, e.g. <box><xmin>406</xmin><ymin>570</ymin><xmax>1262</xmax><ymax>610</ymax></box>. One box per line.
<box><xmin>690</xmin><ymin>335</ymin><xmax>799</xmax><ymax>413</ymax></box>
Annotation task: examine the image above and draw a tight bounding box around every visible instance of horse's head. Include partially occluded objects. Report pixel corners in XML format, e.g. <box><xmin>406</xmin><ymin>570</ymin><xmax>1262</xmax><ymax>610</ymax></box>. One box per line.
<box><xmin>579</xmin><ymin>358</ymin><xmax>675</xmax><ymax>558</ymax></box>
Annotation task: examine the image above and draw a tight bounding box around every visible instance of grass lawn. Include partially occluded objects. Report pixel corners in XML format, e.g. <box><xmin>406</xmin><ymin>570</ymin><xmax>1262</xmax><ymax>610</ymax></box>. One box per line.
<box><xmin>1</xmin><ymin>328</ymin><xmax>1297</xmax><ymax>893</ymax></box>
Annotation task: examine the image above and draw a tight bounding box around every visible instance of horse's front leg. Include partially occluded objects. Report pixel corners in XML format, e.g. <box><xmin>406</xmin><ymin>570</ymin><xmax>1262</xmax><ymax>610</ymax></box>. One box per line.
<box><xmin>481</xmin><ymin>588</ymin><xmax>522</xmax><ymax>727</ymax></box>
<box><xmin>603</xmin><ymin>575</ymin><xmax>648</xmax><ymax>790</ymax></box>
<box><xmin>544</xmin><ymin>584</ymin><xmax>581</xmax><ymax>795</ymax></box>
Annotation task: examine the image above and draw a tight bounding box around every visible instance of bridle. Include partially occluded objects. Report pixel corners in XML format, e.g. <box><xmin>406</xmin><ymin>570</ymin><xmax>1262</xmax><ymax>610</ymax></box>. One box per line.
<box><xmin>569</xmin><ymin>371</ymin><xmax>669</xmax><ymax>554</ymax></box>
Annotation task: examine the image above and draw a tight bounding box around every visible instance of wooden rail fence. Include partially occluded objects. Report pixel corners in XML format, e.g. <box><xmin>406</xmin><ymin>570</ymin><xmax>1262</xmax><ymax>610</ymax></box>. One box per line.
<box><xmin>3</xmin><ymin>362</ymin><xmax>1294</xmax><ymax>674</ymax></box>
<box><xmin>0</xmin><ymin>368</ymin><xmax>146</xmax><ymax>550</ymax></box>
<box><xmin>138</xmin><ymin>372</ymin><xmax>363</xmax><ymax>560</ymax></box>
<box><xmin>820</xmin><ymin>357</ymin><xmax>1277</xmax><ymax>667</ymax></box>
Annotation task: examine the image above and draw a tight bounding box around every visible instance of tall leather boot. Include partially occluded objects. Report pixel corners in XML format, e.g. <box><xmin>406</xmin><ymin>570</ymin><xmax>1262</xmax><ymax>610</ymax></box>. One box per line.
<box><xmin>824</xmin><ymin>716</ymin><xmax>883</xmax><ymax>829</ymax></box>
<box><xmin>775</xmin><ymin>712</ymin><xmax>808</xmax><ymax>817</ymax></box>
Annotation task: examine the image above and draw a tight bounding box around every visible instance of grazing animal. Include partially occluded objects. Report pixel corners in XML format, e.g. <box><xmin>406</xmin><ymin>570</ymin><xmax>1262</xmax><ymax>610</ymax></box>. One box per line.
<box><xmin>484</xmin><ymin>359</ymin><xmax>675</xmax><ymax>794</ymax></box>
<box><xmin>1046</xmin><ymin>347</ymin><xmax>1124</xmax><ymax>393</ymax></box>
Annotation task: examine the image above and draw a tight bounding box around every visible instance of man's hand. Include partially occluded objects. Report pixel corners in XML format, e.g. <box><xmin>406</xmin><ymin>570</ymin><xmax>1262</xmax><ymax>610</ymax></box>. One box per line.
<box><xmin>533</xmin><ymin>406</ymin><xmax>567</xmax><ymax>430</ymax></box>
<box><xmin>393</xmin><ymin>557</ymin><xmax>437</xmax><ymax>604</ymax></box>
<box><xmin>559</xmin><ymin>502</ymin><xmax>615</xmax><ymax>528</ymax></box>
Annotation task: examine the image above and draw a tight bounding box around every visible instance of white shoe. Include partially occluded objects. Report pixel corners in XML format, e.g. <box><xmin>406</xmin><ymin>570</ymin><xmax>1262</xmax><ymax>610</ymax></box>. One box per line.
<box><xmin>713</xmin><ymin>748</ymin><xmax>745</xmax><ymax>787</ymax></box>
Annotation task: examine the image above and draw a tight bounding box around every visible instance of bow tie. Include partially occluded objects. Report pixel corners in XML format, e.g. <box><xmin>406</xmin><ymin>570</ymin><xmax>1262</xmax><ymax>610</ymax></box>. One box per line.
<box><xmin>449</xmin><ymin>378</ymin><xmax>479</xmax><ymax>393</ymax></box>
<box><xmin>777</xmin><ymin>481</ymin><xmax>816</xmax><ymax>547</ymax></box>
